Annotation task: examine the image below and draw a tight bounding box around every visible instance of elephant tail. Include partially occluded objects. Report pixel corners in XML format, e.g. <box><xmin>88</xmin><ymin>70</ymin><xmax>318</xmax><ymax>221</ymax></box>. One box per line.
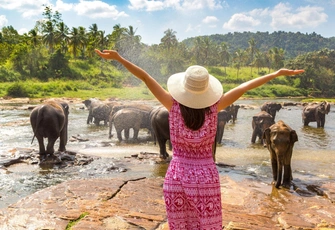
<box><xmin>31</xmin><ymin>106</ymin><xmax>44</xmax><ymax>144</ymax></box>
<box><xmin>31</xmin><ymin>135</ymin><xmax>36</xmax><ymax>144</ymax></box>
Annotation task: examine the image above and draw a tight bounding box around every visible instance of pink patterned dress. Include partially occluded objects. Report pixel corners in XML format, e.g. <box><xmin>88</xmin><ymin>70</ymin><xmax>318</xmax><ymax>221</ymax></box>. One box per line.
<box><xmin>163</xmin><ymin>99</ymin><xmax>222</xmax><ymax>230</ymax></box>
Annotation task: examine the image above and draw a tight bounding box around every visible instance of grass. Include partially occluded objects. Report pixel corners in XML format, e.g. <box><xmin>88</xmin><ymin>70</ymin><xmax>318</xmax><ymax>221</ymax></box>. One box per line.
<box><xmin>65</xmin><ymin>212</ymin><xmax>89</xmax><ymax>230</ymax></box>
<box><xmin>1</xmin><ymin>66</ymin><xmax>334</xmax><ymax>102</ymax></box>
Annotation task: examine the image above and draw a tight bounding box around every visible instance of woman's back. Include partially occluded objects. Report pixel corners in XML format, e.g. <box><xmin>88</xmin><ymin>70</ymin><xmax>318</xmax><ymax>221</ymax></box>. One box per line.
<box><xmin>169</xmin><ymin>100</ymin><xmax>217</xmax><ymax>161</ymax></box>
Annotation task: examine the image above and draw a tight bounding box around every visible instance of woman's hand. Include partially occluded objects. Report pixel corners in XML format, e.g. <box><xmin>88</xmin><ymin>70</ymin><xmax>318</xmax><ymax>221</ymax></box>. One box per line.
<box><xmin>94</xmin><ymin>49</ymin><xmax>120</xmax><ymax>60</ymax></box>
<box><xmin>276</xmin><ymin>68</ymin><xmax>305</xmax><ymax>76</ymax></box>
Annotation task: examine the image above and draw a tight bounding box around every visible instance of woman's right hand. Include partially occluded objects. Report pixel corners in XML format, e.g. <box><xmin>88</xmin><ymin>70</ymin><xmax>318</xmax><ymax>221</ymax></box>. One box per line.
<box><xmin>94</xmin><ymin>49</ymin><xmax>120</xmax><ymax>60</ymax></box>
<box><xmin>276</xmin><ymin>68</ymin><xmax>305</xmax><ymax>76</ymax></box>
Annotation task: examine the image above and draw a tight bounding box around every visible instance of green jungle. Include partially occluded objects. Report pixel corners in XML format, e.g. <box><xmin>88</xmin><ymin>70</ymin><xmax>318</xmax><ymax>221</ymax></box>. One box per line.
<box><xmin>1</xmin><ymin>6</ymin><xmax>335</xmax><ymax>103</ymax></box>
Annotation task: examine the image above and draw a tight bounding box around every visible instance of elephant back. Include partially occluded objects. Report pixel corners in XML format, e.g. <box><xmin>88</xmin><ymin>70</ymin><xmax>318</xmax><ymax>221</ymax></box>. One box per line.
<box><xmin>110</xmin><ymin>103</ymin><xmax>152</xmax><ymax>118</ymax></box>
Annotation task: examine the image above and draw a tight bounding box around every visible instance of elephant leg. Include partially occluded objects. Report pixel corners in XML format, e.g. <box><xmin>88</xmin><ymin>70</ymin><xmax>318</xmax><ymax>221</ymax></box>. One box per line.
<box><xmin>133</xmin><ymin>129</ymin><xmax>139</xmax><ymax>140</ymax></box>
<box><xmin>158</xmin><ymin>139</ymin><xmax>168</xmax><ymax>159</ymax></box>
<box><xmin>168</xmin><ymin>140</ymin><xmax>172</xmax><ymax>151</ymax></box>
<box><xmin>270</xmin><ymin>150</ymin><xmax>278</xmax><ymax>183</ymax></box>
<box><xmin>251</xmin><ymin>130</ymin><xmax>257</xmax><ymax>143</ymax></box>
<box><xmin>36</xmin><ymin>136</ymin><xmax>46</xmax><ymax>155</ymax></box>
<box><xmin>303</xmin><ymin>120</ymin><xmax>309</xmax><ymax>126</ymax></box>
<box><xmin>117</xmin><ymin>130</ymin><xmax>123</xmax><ymax>142</ymax></box>
<box><xmin>58</xmin><ymin>128</ymin><xmax>67</xmax><ymax>152</ymax></box>
<box><xmin>282</xmin><ymin>164</ymin><xmax>292</xmax><ymax>189</ymax></box>
<box><xmin>124</xmin><ymin>129</ymin><xmax>130</xmax><ymax>140</ymax></box>
<box><xmin>46</xmin><ymin>137</ymin><xmax>57</xmax><ymax>155</ymax></box>
<box><xmin>109</xmin><ymin>124</ymin><xmax>113</xmax><ymax>139</ymax></box>
<box><xmin>321</xmin><ymin>117</ymin><xmax>325</xmax><ymax>128</ymax></box>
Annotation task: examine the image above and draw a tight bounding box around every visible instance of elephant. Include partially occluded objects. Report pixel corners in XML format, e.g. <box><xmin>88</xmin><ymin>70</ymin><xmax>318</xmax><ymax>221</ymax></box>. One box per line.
<box><xmin>83</xmin><ymin>98</ymin><xmax>118</xmax><ymax>126</ymax></box>
<box><xmin>216</xmin><ymin>109</ymin><xmax>231</xmax><ymax>144</ymax></box>
<box><xmin>83</xmin><ymin>98</ymin><xmax>102</xmax><ymax>124</ymax></box>
<box><xmin>30</xmin><ymin>100</ymin><xmax>69</xmax><ymax>157</ymax></box>
<box><xmin>91</xmin><ymin>102</ymin><xmax>116</xmax><ymax>126</ymax></box>
<box><xmin>302</xmin><ymin>101</ymin><xmax>331</xmax><ymax>128</ymax></box>
<box><xmin>224</xmin><ymin>104</ymin><xmax>240</xmax><ymax>123</ymax></box>
<box><xmin>149</xmin><ymin>106</ymin><xmax>218</xmax><ymax>161</ymax></box>
<box><xmin>149</xmin><ymin>106</ymin><xmax>171</xmax><ymax>159</ymax></box>
<box><xmin>110</xmin><ymin>108</ymin><xmax>151</xmax><ymax>141</ymax></box>
<box><xmin>109</xmin><ymin>103</ymin><xmax>153</xmax><ymax>138</ymax></box>
<box><xmin>260</xmin><ymin>102</ymin><xmax>282</xmax><ymax>120</ymax></box>
<box><xmin>263</xmin><ymin>120</ymin><xmax>298</xmax><ymax>189</ymax></box>
<box><xmin>251</xmin><ymin>111</ymin><xmax>275</xmax><ymax>144</ymax></box>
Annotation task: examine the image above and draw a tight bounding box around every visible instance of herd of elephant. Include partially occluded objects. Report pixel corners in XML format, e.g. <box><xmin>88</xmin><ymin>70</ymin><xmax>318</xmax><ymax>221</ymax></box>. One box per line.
<box><xmin>250</xmin><ymin>100</ymin><xmax>331</xmax><ymax>188</ymax></box>
<box><xmin>29</xmin><ymin>98</ymin><xmax>331</xmax><ymax>189</ymax></box>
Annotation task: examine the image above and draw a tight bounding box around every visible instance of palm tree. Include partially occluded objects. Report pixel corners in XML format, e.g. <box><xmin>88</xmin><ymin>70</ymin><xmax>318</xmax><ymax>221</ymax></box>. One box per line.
<box><xmin>234</xmin><ymin>49</ymin><xmax>246</xmax><ymax>79</ymax></box>
<box><xmin>42</xmin><ymin>20</ymin><xmax>55</xmax><ymax>53</ymax></box>
<box><xmin>69</xmin><ymin>27</ymin><xmax>80</xmax><ymax>58</ymax></box>
<box><xmin>247</xmin><ymin>38</ymin><xmax>257</xmax><ymax>76</ymax></box>
<box><xmin>160</xmin><ymin>29</ymin><xmax>178</xmax><ymax>50</ymax></box>
<box><xmin>55</xmin><ymin>22</ymin><xmax>70</xmax><ymax>54</ymax></box>
<box><xmin>270</xmin><ymin>47</ymin><xmax>285</xmax><ymax>69</ymax></box>
<box><xmin>218</xmin><ymin>42</ymin><xmax>230</xmax><ymax>74</ymax></box>
<box><xmin>78</xmin><ymin>26</ymin><xmax>88</xmax><ymax>58</ymax></box>
<box><xmin>28</xmin><ymin>28</ymin><xmax>40</xmax><ymax>47</ymax></box>
<box><xmin>109</xmin><ymin>24</ymin><xmax>126</xmax><ymax>49</ymax></box>
<box><xmin>192</xmin><ymin>37</ymin><xmax>205</xmax><ymax>64</ymax></box>
<box><xmin>253</xmin><ymin>50</ymin><xmax>264</xmax><ymax>73</ymax></box>
<box><xmin>119</xmin><ymin>25</ymin><xmax>142</xmax><ymax>60</ymax></box>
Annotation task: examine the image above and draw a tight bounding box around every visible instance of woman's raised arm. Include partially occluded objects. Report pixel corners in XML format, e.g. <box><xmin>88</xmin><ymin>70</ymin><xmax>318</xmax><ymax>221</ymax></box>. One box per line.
<box><xmin>95</xmin><ymin>49</ymin><xmax>173</xmax><ymax>110</ymax></box>
<box><xmin>217</xmin><ymin>69</ymin><xmax>304</xmax><ymax>111</ymax></box>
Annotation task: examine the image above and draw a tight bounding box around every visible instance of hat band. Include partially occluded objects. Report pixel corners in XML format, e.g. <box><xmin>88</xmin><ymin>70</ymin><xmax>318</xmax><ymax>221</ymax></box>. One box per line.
<box><xmin>184</xmin><ymin>77</ymin><xmax>208</xmax><ymax>94</ymax></box>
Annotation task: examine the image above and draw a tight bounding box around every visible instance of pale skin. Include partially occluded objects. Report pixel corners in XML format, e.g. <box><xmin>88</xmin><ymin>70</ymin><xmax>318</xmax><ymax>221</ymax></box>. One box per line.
<box><xmin>95</xmin><ymin>49</ymin><xmax>304</xmax><ymax>112</ymax></box>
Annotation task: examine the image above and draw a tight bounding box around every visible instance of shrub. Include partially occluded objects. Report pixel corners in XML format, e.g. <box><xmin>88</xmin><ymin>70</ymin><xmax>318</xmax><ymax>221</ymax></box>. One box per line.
<box><xmin>6</xmin><ymin>82</ymin><xmax>29</xmax><ymax>97</ymax></box>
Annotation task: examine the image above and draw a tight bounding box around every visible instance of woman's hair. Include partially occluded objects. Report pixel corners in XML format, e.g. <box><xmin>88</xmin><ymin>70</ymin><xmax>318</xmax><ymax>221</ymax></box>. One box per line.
<box><xmin>179</xmin><ymin>104</ymin><xmax>211</xmax><ymax>130</ymax></box>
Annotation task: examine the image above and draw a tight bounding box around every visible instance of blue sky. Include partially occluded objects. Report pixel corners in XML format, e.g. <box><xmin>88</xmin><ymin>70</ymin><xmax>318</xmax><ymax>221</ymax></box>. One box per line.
<box><xmin>0</xmin><ymin>0</ymin><xmax>334</xmax><ymax>45</ymax></box>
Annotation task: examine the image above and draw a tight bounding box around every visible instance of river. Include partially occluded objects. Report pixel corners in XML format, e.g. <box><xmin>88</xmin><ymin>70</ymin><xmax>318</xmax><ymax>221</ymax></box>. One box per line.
<box><xmin>0</xmin><ymin>98</ymin><xmax>334</xmax><ymax>209</ymax></box>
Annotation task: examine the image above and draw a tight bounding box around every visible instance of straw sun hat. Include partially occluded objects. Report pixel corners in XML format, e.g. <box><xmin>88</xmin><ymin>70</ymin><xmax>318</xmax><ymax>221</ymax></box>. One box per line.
<box><xmin>167</xmin><ymin>65</ymin><xmax>223</xmax><ymax>109</ymax></box>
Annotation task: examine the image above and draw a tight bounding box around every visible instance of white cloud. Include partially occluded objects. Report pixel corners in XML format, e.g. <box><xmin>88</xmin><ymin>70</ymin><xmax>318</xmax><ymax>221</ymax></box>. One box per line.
<box><xmin>55</xmin><ymin>0</ymin><xmax>73</xmax><ymax>12</ymax></box>
<box><xmin>202</xmin><ymin>16</ymin><xmax>218</xmax><ymax>24</ymax></box>
<box><xmin>223</xmin><ymin>13</ymin><xmax>260</xmax><ymax>31</ymax></box>
<box><xmin>128</xmin><ymin>0</ymin><xmax>165</xmax><ymax>11</ymax></box>
<box><xmin>270</xmin><ymin>3</ymin><xmax>328</xmax><ymax>29</ymax></box>
<box><xmin>0</xmin><ymin>0</ymin><xmax>49</xmax><ymax>18</ymax></box>
<box><xmin>0</xmin><ymin>15</ymin><xmax>8</xmax><ymax>27</ymax></box>
<box><xmin>74</xmin><ymin>0</ymin><xmax>128</xmax><ymax>19</ymax></box>
<box><xmin>18</xmin><ymin>28</ymin><xmax>28</xmax><ymax>35</ymax></box>
<box><xmin>128</xmin><ymin>0</ymin><xmax>223</xmax><ymax>11</ymax></box>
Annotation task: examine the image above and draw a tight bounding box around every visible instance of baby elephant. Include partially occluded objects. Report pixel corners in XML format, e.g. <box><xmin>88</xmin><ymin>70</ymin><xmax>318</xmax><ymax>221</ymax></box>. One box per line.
<box><xmin>30</xmin><ymin>100</ymin><xmax>69</xmax><ymax>157</ymax></box>
<box><xmin>263</xmin><ymin>120</ymin><xmax>298</xmax><ymax>189</ymax></box>
<box><xmin>111</xmin><ymin>108</ymin><xmax>150</xmax><ymax>141</ymax></box>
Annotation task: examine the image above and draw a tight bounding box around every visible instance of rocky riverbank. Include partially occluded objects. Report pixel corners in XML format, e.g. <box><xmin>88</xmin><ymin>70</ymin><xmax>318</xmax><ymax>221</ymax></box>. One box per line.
<box><xmin>0</xmin><ymin>173</ymin><xmax>334</xmax><ymax>229</ymax></box>
<box><xmin>1</xmin><ymin>97</ymin><xmax>335</xmax><ymax>229</ymax></box>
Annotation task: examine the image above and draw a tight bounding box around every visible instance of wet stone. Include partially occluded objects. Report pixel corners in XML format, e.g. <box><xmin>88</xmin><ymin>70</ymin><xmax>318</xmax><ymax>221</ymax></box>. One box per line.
<box><xmin>0</xmin><ymin>176</ymin><xmax>334</xmax><ymax>229</ymax></box>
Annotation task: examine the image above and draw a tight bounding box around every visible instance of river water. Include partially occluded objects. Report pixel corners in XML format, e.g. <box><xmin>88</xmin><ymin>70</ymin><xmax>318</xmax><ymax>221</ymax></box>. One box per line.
<box><xmin>0</xmin><ymin>98</ymin><xmax>334</xmax><ymax>208</ymax></box>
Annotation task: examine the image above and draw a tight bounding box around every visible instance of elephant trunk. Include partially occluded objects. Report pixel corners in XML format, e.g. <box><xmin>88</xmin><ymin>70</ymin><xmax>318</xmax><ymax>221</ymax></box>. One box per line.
<box><xmin>275</xmin><ymin>165</ymin><xmax>283</xmax><ymax>188</ymax></box>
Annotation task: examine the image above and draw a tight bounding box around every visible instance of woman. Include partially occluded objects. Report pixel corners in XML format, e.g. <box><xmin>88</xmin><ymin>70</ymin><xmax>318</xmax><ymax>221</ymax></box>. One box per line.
<box><xmin>95</xmin><ymin>49</ymin><xmax>304</xmax><ymax>229</ymax></box>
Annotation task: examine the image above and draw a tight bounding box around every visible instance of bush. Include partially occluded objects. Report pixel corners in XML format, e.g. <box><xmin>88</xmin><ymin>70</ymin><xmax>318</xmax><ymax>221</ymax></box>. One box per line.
<box><xmin>6</xmin><ymin>82</ymin><xmax>29</xmax><ymax>97</ymax></box>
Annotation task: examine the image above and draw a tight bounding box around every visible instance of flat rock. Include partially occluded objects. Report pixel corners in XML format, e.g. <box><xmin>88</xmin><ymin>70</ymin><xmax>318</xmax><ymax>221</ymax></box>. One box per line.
<box><xmin>0</xmin><ymin>176</ymin><xmax>334</xmax><ymax>229</ymax></box>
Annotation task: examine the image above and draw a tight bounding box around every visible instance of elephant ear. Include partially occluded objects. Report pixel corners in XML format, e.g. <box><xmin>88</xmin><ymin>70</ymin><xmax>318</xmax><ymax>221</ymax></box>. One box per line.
<box><xmin>262</xmin><ymin>128</ymin><xmax>271</xmax><ymax>146</ymax></box>
<box><xmin>276</xmin><ymin>104</ymin><xmax>282</xmax><ymax>111</ymax></box>
<box><xmin>290</xmin><ymin>130</ymin><xmax>298</xmax><ymax>143</ymax></box>
<box><xmin>326</xmin><ymin>102</ymin><xmax>331</xmax><ymax>114</ymax></box>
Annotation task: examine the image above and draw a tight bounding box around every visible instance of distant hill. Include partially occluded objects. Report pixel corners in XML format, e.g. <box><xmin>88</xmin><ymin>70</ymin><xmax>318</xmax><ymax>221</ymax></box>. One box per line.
<box><xmin>182</xmin><ymin>31</ymin><xmax>335</xmax><ymax>58</ymax></box>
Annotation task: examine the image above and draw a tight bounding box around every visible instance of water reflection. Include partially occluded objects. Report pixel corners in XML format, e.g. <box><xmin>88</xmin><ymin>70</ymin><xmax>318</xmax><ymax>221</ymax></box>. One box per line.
<box><xmin>300</xmin><ymin>126</ymin><xmax>330</xmax><ymax>149</ymax></box>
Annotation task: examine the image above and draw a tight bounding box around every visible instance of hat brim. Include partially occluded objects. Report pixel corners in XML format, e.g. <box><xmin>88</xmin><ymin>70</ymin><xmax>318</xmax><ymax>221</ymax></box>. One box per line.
<box><xmin>167</xmin><ymin>72</ymin><xmax>223</xmax><ymax>109</ymax></box>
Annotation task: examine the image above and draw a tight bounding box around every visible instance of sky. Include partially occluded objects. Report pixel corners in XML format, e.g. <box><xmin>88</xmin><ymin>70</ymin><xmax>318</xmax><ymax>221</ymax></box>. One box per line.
<box><xmin>0</xmin><ymin>0</ymin><xmax>334</xmax><ymax>45</ymax></box>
